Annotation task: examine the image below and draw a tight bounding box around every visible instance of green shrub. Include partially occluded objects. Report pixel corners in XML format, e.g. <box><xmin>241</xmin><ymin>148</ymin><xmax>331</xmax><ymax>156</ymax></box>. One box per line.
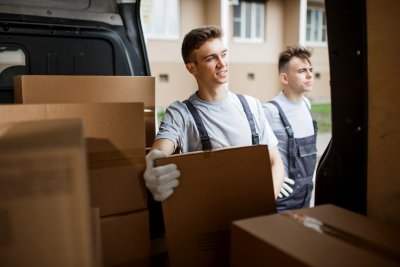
<box><xmin>311</xmin><ymin>103</ymin><xmax>332</xmax><ymax>133</ymax></box>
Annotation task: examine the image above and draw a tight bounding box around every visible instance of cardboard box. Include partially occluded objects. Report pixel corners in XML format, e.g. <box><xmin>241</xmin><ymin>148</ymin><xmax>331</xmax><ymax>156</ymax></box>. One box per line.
<box><xmin>156</xmin><ymin>145</ymin><xmax>277</xmax><ymax>267</ymax></box>
<box><xmin>0</xmin><ymin>103</ymin><xmax>147</xmax><ymax>216</ymax></box>
<box><xmin>91</xmin><ymin>208</ymin><xmax>103</xmax><ymax>267</ymax></box>
<box><xmin>13</xmin><ymin>75</ymin><xmax>156</xmax><ymax>147</ymax></box>
<box><xmin>100</xmin><ymin>210</ymin><xmax>151</xmax><ymax>267</ymax></box>
<box><xmin>0</xmin><ymin>119</ymin><xmax>94</xmax><ymax>267</ymax></box>
<box><xmin>231</xmin><ymin>204</ymin><xmax>400</xmax><ymax>267</ymax></box>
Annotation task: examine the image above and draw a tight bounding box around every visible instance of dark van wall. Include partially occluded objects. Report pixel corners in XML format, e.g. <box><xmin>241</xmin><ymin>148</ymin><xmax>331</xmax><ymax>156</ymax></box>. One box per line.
<box><xmin>0</xmin><ymin>0</ymin><xmax>150</xmax><ymax>103</ymax></box>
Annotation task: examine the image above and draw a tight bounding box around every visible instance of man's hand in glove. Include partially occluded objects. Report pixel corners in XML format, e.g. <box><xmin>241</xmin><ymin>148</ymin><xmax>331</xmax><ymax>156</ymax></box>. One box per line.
<box><xmin>143</xmin><ymin>149</ymin><xmax>181</xmax><ymax>201</ymax></box>
<box><xmin>278</xmin><ymin>177</ymin><xmax>295</xmax><ymax>198</ymax></box>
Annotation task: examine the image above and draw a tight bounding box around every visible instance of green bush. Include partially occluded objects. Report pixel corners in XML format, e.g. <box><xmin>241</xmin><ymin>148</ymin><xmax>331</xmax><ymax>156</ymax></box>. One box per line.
<box><xmin>311</xmin><ymin>103</ymin><xmax>332</xmax><ymax>133</ymax></box>
<box><xmin>157</xmin><ymin>109</ymin><xmax>166</xmax><ymax>124</ymax></box>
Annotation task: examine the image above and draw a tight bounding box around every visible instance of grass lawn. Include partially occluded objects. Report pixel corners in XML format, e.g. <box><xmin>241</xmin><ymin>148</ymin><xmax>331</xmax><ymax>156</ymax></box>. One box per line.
<box><xmin>311</xmin><ymin>103</ymin><xmax>332</xmax><ymax>133</ymax></box>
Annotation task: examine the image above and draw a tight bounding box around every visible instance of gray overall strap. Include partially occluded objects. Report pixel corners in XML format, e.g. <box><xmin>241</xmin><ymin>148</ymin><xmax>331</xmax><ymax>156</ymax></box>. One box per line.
<box><xmin>305</xmin><ymin>106</ymin><xmax>318</xmax><ymax>134</ymax></box>
<box><xmin>237</xmin><ymin>94</ymin><xmax>260</xmax><ymax>145</ymax></box>
<box><xmin>183</xmin><ymin>100</ymin><xmax>212</xmax><ymax>150</ymax></box>
<box><xmin>269</xmin><ymin>100</ymin><xmax>294</xmax><ymax>138</ymax></box>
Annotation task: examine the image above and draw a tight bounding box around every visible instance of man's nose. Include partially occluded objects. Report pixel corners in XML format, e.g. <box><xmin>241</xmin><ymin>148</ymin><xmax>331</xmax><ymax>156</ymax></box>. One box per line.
<box><xmin>216</xmin><ymin>56</ymin><xmax>226</xmax><ymax>67</ymax></box>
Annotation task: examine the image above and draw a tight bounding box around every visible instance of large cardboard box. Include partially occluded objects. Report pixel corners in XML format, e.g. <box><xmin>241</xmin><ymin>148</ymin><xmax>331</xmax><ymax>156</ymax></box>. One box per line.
<box><xmin>100</xmin><ymin>210</ymin><xmax>151</xmax><ymax>267</ymax></box>
<box><xmin>13</xmin><ymin>75</ymin><xmax>156</xmax><ymax>148</ymax></box>
<box><xmin>231</xmin><ymin>204</ymin><xmax>400</xmax><ymax>267</ymax></box>
<box><xmin>156</xmin><ymin>145</ymin><xmax>277</xmax><ymax>267</ymax></box>
<box><xmin>91</xmin><ymin>208</ymin><xmax>103</xmax><ymax>267</ymax></box>
<box><xmin>0</xmin><ymin>103</ymin><xmax>147</xmax><ymax>216</ymax></box>
<box><xmin>0</xmin><ymin>119</ymin><xmax>94</xmax><ymax>267</ymax></box>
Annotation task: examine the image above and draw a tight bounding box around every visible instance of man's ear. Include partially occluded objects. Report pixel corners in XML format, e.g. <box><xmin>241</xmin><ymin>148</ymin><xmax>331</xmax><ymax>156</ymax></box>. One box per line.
<box><xmin>279</xmin><ymin>72</ymin><xmax>289</xmax><ymax>85</ymax></box>
<box><xmin>186</xmin><ymin>63</ymin><xmax>196</xmax><ymax>75</ymax></box>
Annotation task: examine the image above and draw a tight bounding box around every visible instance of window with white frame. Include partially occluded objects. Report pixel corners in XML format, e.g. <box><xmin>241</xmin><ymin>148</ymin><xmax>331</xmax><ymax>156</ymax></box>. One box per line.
<box><xmin>141</xmin><ymin>0</ymin><xmax>180</xmax><ymax>39</ymax></box>
<box><xmin>233</xmin><ymin>1</ymin><xmax>265</xmax><ymax>42</ymax></box>
<box><xmin>306</xmin><ymin>7</ymin><xmax>327</xmax><ymax>45</ymax></box>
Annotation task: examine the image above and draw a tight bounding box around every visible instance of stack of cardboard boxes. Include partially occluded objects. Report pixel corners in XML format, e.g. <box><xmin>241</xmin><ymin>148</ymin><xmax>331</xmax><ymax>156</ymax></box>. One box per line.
<box><xmin>0</xmin><ymin>75</ymin><xmax>155</xmax><ymax>267</ymax></box>
<box><xmin>0</xmin><ymin>119</ymin><xmax>95</xmax><ymax>267</ymax></box>
<box><xmin>2</xmin><ymin>75</ymin><xmax>400</xmax><ymax>267</ymax></box>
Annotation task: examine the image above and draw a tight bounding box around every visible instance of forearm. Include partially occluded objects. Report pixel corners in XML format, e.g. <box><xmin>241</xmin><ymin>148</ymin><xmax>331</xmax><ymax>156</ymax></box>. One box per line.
<box><xmin>269</xmin><ymin>146</ymin><xmax>284</xmax><ymax>199</ymax></box>
<box><xmin>150</xmin><ymin>138</ymin><xmax>176</xmax><ymax>156</ymax></box>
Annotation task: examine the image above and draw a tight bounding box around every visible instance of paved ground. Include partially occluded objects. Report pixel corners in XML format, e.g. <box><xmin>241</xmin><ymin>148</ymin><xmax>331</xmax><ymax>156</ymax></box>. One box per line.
<box><xmin>317</xmin><ymin>132</ymin><xmax>331</xmax><ymax>158</ymax></box>
<box><xmin>311</xmin><ymin>132</ymin><xmax>331</xmax><ymax>206</ymax></box>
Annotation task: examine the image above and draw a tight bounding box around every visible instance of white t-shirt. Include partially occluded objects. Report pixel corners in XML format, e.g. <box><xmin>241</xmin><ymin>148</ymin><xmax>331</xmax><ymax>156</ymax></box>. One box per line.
<box><xmin>156</xmin><ymin>90</ymin><xmax>278</xmax><ymax>153</ymax></box>
<box><xmin>263</xmin><ymin>91</ymin><xmax>315</xmax><ymax>139</ymax></box>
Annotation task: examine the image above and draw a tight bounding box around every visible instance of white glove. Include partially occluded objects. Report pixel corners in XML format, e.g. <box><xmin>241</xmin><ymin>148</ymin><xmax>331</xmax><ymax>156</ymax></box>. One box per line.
<box><xmin>143</xmin><ymin>149</ymin><xmax>181</xmax><ymax>201</ymax></box>
<box><xmin>278</xmin><ymin>177</ymin><xmax>295</xmax><ymax>198</ymax></box>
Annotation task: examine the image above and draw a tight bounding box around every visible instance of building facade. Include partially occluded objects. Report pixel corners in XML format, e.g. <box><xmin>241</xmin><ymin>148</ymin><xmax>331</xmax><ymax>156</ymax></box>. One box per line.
<box><xmin>141</xmin><ymin>0</ymin><xmax>330</xmax><ymax>110</ymax></box>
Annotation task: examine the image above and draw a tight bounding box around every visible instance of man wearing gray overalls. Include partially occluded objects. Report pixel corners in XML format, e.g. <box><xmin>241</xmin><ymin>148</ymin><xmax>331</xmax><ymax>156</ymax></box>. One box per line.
<box><xmin>263</xmin><ymin>45</ymin><xmax>318</xmax><ymax>212</ymax></box>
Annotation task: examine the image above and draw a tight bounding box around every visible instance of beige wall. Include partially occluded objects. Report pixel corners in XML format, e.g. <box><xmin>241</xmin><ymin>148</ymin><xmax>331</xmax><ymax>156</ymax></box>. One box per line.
<box><xmin>308</xmin><ymin>47</ymin><xmax>330</xmax><ymax>102</ymax></box>
<box><xmin>229</xmin><ymin>63</ymin><xmax>280</xmax><ymax>102</ymax></box>
<box><xmin>181</xmin><ymin>0</ymin><xmax>206</xmax><ymax>34</ymax></box>
<box><xmin>228</xmin><ymin>0</ymin><xmax>329</xmax><ymax>103</ymax></box>
<box><xmin>229</xmin><ymin>0</ymin><xmax>284</xmax><ymax>64</ymax></box>
<box><xmin>367</xmin><ymin>0</ymin><xmax>400</xmax><ymax>227</ymax></box>
<box><xmin>146</xmin><ymin>0</ymin><xmax>208</xmax><ymax>109</ymax></box>
<box><xmin>151</xmin><ymin>63</ymin><xmax>196</xmax><ymax>105</ymax></box>
<box><xmin>283</xmin><ymin>0</ymin><xmax>300</xmax><ymax>46</ymax></box>
<box><xmin>228</xmin><ymin>0</ymin><xmax>285</xmax><ymax>102</ymax></box>
<box><xmin>205</xmin><ymin>0</ymin><xmax>221</xmax><ymax>26</ymax></box>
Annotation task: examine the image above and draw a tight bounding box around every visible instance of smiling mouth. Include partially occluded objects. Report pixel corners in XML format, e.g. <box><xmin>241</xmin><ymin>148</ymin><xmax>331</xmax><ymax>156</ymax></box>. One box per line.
<box><xmin>217</xmin><ymin>70</ymin><xmax>228</xmax><ymax>75</ymax></box>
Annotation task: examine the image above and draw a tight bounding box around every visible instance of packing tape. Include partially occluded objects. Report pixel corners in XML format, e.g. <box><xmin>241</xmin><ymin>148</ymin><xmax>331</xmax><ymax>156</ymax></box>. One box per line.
<box><xmin>283</xmin><ymin>211</ymin><xmax>400</xmax><ymax>263</ymax></box>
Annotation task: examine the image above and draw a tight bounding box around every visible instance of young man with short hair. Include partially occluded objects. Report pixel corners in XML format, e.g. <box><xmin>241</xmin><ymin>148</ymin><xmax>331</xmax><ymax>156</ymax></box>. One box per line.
<box><xmin>143</xmin><ymin>26</ymin><xmax>285</xmax><ymax>201</ymax></box>
<box><xmin>263</xmin><ymin>45</ymin><xmax>318</xmax><ymax>211</ymax></box>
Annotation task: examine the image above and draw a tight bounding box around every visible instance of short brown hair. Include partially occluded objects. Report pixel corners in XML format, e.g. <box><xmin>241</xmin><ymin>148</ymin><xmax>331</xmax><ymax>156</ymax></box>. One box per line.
<box><xmin>278</xmin><ymin>45</ymin><xmax>312</xmax><ymax>73</ymax></box>
<box><xmin>181</xmin><ymin>25</ymin><xmax>223</xmax><ymax>64</ymax></box>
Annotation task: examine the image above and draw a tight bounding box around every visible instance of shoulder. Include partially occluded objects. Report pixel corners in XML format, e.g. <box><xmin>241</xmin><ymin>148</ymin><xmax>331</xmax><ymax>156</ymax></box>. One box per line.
<box><xmin>167</xmin><ymin>100</ymin><xmax>188</xmax><ymax>112</ymax></box>
<box><xmin>163</xmin><ymin>100</ymin><xmax>192</xmax><ymax>122</ymax></box>
<box><xmin>262</xmin><ymin>99</ymin><xmax>280</xmax><ymax>116</ymax></box>
<box><xmin>234</xmin><ymin>93</ymin><xmax>262</xmax><ymax>107</ymax></box>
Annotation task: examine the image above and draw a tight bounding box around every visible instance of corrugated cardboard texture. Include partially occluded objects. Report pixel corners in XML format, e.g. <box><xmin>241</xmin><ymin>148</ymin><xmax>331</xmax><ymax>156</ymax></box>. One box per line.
<box><xmin>100</xmin><ymin>210</ymin><xmax>151</xmax><ymax>267</ymax></box>
<box><xmin>0</xmin><ymin>103</ymin><xmax>147</xmax><ymax>216</ymax></box>
<box><xmin>13</xmin><ymin>75</ymin><xmax>156</xmax><ymax>148</ymax></box>
<box><xmin>231</xmin><ymin>204</ymin><xmax>400</xmax><ymax>267</ymax></box>
<box><xmin>157</xmin><ymin>145</ymin><xmax>277</xmax><ymax>267</ymax></box>
<box><xmin>0</xmin><ymin>119</ymin><xmax>94</xmax><ymax>267</ymax></box>
<box><xmin>366</xmin><ymin>0</ymin><xmax>400</xmax><ymax>227</ymax></box>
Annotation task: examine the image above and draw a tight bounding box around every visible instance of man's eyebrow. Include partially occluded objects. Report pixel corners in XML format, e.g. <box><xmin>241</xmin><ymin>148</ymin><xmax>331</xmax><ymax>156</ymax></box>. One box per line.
<box><xmin>203</xmin><ymin>49</ymin><xmax>228</xmax><ymax>60</ymax></box>
<box><xmin>297</xmin><ymin>65</ymin><xmax>313</xmax><ymax>71</ymax></box>
<box><xmin>203</xmin><ymin>54</ymin><xmax>216</xmax><ymax>60</ymax></box>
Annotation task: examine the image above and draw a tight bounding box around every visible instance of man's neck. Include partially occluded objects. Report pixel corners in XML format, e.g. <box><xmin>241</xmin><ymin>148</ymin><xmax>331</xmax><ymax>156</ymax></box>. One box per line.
<box><xmin>197</xmin><ymin>84</ymin><xmax>228</xmax><ymax>102</ymax></box>
<box><xmin>283</xmin><ymin>88</ymin><xmax>303</xmax><ymax>103</ymax></box>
